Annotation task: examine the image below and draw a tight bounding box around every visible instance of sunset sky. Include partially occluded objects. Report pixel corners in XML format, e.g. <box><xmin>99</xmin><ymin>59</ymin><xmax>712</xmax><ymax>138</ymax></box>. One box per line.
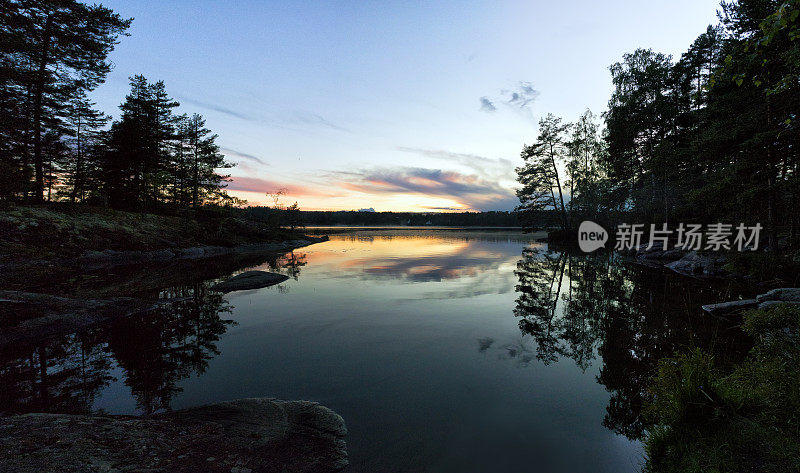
<box><xmin>92</xmin><ymin>0</ymin><xmax>721</xmax><ymax>211</ymax></box>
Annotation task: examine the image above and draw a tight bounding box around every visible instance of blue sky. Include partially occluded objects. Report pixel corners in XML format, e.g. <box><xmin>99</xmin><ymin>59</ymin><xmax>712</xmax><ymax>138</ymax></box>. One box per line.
<box><xmin>92</xmin><ymin>0</ymin><xmax>721</xmax><ymax>211</ymax></box>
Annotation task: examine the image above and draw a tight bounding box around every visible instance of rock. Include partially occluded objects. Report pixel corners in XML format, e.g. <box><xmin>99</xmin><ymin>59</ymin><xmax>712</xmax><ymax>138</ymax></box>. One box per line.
<box><xmin>665</xmin><ymin>251</ymin><xmax>727</xmax><ymax>277</ymax></box>
<box><xmin>0</xmin><ymin>398</ymin><xmax>348</xmax><ymax>473</ymax></box>
<box><xmin>757</xmin><ymin>300</ymin><xmax>800</xmax><ymax>310</ymax></box>
<box><xmin>178</xmin><ymin>247</ymin><xmax>206</xmax><ymax>258</ymax></box>
<box><xmin>701</xmin><ymin>288</ymin><xmax>800</xmax><ymax>316</ymax></box>
<box><xmin>702</xmin><ymin>299</ymin><xmax>758</xmax><ymax>315</ymax></box>
<box><xmin>76</xmin><ymin>236</ymin><xmax>329</xmax><ymax>271</ymax></box>
<box><xmin>756</xmin><ymin>288</ymin><xmax>800</xmax><ymax>303</ymax></box>
<box><xmin>661</xmin><ymin>248</ymin><xmax>686</xmax><ymax>261</ymax></box>
<box><xmin>637</xmin><ymin>249</ymin><xmax>665</xmax><ymax>260</ymax></box>
<box><xmin>211</xmin><ymin>271</ymin><xmax>289</xmax><ymax>293</ymax></box>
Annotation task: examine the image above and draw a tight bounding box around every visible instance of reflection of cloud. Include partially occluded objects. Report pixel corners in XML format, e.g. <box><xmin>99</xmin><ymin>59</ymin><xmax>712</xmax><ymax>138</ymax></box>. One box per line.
<box><xmin>333</xmin><ymin>240</ymin><xmax>517</xmax><ymax>283</ymax></box>
<box><xmin>333</xmin><ymin>166</ymin><xmax>517</xmax><ymax>211</ymax></box>
<box><xmin>479</xmin><ymin>97</ymin><xmax>496</xmax><ymax>112</ymax></box>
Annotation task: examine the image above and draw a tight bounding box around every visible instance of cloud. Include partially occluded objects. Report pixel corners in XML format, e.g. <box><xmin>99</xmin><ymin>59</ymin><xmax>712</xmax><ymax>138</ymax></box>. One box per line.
<box><xmin>423</xmin><ymin>206</ymin><xmax>465</xmax><ymax>211</ymax></box>
<box><xmin>178</xmin><ymin>96</ymin><xmax>252</xmax><ymax>120</ymax></box>
<box><xmin>334</xmin><ymin>166</ymin><xmax>517</xmax><ymax>211</ymax></box>
<box><xmin>479</xmin><ymin>97</ymin><xmax>496</xmax><ymax>112</ymax></box>
<box><xmin>480</xmin><ymin>81</ymin><xmax>540</xmax><ymax>118</ymax></box>
<box><xmin>502</xmin><ymin>81</ymin><xmax>539</xmax><ymax>111</ymax></box>
<box><xmin>395</xmin><ymin>147</ymin><xmax>517</xmax><ymax>182</ymax></box>
<box><xmin>227</xmin><ymin>176</ymin><xmax>340</xmax><ymax>198</ymax></box>
<box><xmin>178</xmin><ymin>95</ymin><xmax>349</xmax><ymax>133</ymax></box>
<box><xmin>293</xmin><ymin>112</ymin><xmax>350</xmax><ymax>132</ymax></box>
<box><xmin>220</xmin><ymin>147</ymin><xmax>268</xmax><ymax>166</ymax></box>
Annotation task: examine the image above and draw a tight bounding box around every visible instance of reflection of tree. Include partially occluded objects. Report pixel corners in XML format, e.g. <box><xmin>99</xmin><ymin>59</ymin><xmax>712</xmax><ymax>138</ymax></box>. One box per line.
<box><xmin>275</xmin><ymin>251</ymin><xmax>307</xmax><ymax>280</ymax></box>
<box><xmin>0</xmin><ymin>331</ymin><xmax>113</xmax><ymax>414</ymax></box>
<box><xmin>513</xmin><ymin>247</ymin><xmax>751</xmax><ymax>439</ymax></box>
<box><xmin>0</xmin><ymin>281</ymin><xmax>235</xmax><ymax>416</ymax></box>
<box><xmin>514</xmin><ymin>248</ymin><xmax>567</xmax><ymax>365</ymax></box>
<box><xmin>108</xmin><ymin>282</ymin><xmax>234</xmax><ymax>415</ymax></box>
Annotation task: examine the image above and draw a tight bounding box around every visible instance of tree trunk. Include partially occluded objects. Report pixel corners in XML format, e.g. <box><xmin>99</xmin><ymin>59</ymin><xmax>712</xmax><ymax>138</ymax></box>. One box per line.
<box><xmin>32</xmin><ymin>15</ymin><xmax>53</xmax><ymax>202</ymax></box>
<box><xmin>549</xmin><ymin>144</ymin><xmax>568</xmax><ymax>231</ymax></box>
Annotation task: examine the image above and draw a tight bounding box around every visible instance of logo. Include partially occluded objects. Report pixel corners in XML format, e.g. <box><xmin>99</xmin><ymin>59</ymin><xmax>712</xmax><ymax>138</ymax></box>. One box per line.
<box><xmin>578</xmin><ymin>220</ymin><xmax>608</xmax><ymax>253</ymax></box>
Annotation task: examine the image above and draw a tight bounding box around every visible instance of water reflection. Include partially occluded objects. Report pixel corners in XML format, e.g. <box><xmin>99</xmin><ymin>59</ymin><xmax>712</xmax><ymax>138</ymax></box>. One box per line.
<box><xmin>0</xmin><ymin>230</ymin><xmax>760</xmax><ymax>471</ymax></box>
<box><xmin>0</xmin><ymin>281</ymin><xmax>234</xmax><ymax>415</ymax></box>
<box><xmin>513</xmin><ymin>247</ymin><xmax>752</xmax><ymax>439</ymax></box>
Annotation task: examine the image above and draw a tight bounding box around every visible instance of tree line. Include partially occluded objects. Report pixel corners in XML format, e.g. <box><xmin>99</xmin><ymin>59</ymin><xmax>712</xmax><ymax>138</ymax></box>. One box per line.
<box><xmin>243</xmin><ymin>208</ymin><xmax>533</xmax><ymax>227</ymax></box>
<box><xmin>517</xmin><ymin>0</ymin><xmax>800</xmax><ymax>251</ymax></box>
<box><xmin>0</xmin><ymin>1</ymin><xmax>234</xmax><ymax>211</ymax></box>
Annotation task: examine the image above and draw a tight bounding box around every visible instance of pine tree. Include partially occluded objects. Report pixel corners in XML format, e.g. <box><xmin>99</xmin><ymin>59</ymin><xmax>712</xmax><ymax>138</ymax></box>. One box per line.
<box><xmin>516</xmin><ymin>114</ymin><xmax>570</xmax><ymax>232</ymax></box>
<box><xmin>0</xmin><ymin>1</ymin><xmax>130</xmax><ymax>202</ymax></box>
<box><xmin>60</xmin><ymin>88</ymin><xmax>109</xmax><ymax>202</ymax></box>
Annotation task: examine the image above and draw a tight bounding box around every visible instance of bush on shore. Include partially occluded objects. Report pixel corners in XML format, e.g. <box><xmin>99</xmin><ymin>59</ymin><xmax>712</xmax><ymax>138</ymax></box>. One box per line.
<box><xmin>643</xmin><ymin>304</ymin><xmax>800</xmax><ymax>473</ymax></box>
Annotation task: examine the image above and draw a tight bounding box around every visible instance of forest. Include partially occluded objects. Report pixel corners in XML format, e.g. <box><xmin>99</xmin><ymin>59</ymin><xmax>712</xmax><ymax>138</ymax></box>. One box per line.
<box><xmin>516</xmin><ymin>0</ymin><xmax>800</xmax><ymax>253</ymax></box>
<box><xmin>0</xmin><ymin>2</ymin><xmax>234</xmax><ymax>212</ymax></box>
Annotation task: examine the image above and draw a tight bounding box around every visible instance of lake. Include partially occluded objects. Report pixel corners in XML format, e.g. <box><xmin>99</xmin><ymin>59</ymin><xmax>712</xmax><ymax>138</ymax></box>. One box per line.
<box><xmin>0</xmin><ymin>229</ymin><xmax>753</xmax><ymax>472</ymax></box>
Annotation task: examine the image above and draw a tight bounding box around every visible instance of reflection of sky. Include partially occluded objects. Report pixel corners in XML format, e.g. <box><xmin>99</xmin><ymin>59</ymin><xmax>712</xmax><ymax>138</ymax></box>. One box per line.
<box><xmin>97</xmin><ymin>230</ymin><xmax>642</xmax><ymax>472</ymax></box>
<box><xmin>296</xmin><ymin>233</ymin><xmax>537</xmax><ymax>285</ymax></box>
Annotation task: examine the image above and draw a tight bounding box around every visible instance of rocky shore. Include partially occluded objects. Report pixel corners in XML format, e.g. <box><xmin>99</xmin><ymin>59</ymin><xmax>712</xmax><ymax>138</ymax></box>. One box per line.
<box><xmin>76</xmin><ymin>236</ymin><xmax>328</xmax><ymax>271</ymax></box>
<box><xmin>622</xmin><ymin>244</ymin><xmax>730</xmax><ymax>278</ymax></box>
<box><xmin>0</xmin><ymin>398</ymin><xmax>348</xmax><ymax>473</ymax></box>
<box><xmin>702</xmin><ymin>287</ymin><xmax>800</xmax><ymax>316</ymax></box>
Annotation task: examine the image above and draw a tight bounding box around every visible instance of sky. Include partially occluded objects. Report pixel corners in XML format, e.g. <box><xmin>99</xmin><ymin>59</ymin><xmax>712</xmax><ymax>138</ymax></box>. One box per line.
<box><xmin>92</xmin><ymin>0</ymin><xmax>722</xmax><ymax>212</ymax></box>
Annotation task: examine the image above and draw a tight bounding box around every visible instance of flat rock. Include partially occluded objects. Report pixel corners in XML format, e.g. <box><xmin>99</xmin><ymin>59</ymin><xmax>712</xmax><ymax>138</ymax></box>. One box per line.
<box><xmin>757</xmin><ymin>300</ymin><xmax>800</xmax><ymax>309</ymax></box>
<box><xmin>211</xmin><ymin>271</ymin><xmax>289</xmax><ymax>293</ymax></box>
<box><xmin>702</xmin><ymin>299</ymin><xmax>759</xmax><ymax>315</ymax></box>
<box><xmin>756</xmin><ymin>288</ymin><xmax>800</xmax><ymax>303</ymax></box>
<box><xmin>0</xmin><ymin>398</ymin><xmax>348</xmax><ymax>473</ymax></box>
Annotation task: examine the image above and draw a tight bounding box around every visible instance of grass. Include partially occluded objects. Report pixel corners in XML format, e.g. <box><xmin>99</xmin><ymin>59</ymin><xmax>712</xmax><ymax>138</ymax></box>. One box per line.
<box><xmin>0</xmin><ymin>204</ymin><xmax>301</xmax><ymax>262</ymax></box>
<box><xmin>643</xmin><ymin>304</ymin><xmax>800</xmax><ymax>473</ymax></box>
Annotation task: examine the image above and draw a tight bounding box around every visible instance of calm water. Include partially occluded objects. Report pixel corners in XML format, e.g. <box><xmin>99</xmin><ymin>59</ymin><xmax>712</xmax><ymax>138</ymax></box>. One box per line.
<box><xmin>0</xmin><ymin>229</ymin><xmax>752</xmax><ymax>472</ymax></box>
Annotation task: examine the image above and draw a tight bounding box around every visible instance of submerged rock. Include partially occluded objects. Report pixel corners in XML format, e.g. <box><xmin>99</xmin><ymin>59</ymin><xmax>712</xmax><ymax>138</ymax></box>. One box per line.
<box><xmin>0</xmin><ymin>398</ymin><xmax>348</xmax><ymax>473</ymax></box>
<box><xmin>665</xmin><ymin>251</ymin><xmax>727</xmax><ymax>277</ymax></box>
<box><xmin>211</xmin><ymin>271</ymin><xmax>289</xmax><ymax>293</ymax></box>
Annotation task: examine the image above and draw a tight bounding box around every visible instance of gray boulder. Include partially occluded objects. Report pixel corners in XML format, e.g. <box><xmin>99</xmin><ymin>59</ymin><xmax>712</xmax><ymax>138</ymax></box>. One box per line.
<box><xmin>211</xmin><ymin>270</ymin><xmax>289</xmax><ymax>293</ymax></box>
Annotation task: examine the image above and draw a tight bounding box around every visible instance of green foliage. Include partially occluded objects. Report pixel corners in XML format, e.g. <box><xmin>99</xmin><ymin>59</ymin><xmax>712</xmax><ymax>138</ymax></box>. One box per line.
<box><xmin>725</xmin><ymin>251</ymin><xmax>800</xmax><ymax>282</ymax></box>
<box><xmin>643</xmin><ymin>305</ymin><xmax>800</xmax><ymax>473</ymax></box>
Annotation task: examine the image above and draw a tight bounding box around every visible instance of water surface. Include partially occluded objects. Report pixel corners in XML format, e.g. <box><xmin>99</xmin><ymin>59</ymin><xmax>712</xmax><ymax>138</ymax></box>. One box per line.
<box><xmin>0</xmin><ymin>229</ymin><xmax>752</xmax><ymax>472</ymax></box>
